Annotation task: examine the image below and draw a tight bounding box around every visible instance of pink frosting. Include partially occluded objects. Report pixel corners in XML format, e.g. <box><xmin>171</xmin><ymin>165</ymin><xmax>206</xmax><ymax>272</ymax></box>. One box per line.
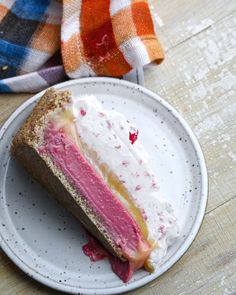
<box><xmin>39</xmin><ymin>124</ymin><xmax>143</xmax><ymax>258</ymax></box>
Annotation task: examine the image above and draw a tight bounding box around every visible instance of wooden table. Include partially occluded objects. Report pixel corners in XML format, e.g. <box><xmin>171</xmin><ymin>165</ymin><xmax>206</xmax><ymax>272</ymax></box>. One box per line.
<box><xmin>0</xmin><ymin>1</ymin><xmax>236</xmax><ymax>294</ymax></box>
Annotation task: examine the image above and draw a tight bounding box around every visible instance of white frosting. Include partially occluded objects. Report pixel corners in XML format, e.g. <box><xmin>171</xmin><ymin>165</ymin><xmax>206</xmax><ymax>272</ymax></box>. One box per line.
<box><xmin>71</xmin><ymin>95</ymin><xmax>179</xmax><ymax>267</ymax></box>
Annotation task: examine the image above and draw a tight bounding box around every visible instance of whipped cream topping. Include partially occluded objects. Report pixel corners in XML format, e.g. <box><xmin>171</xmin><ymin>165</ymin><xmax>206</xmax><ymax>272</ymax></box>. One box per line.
<box><xmin>71</xmin><ymin>95</ymin><xmax>179</xmax><ymax>267</ymax></box>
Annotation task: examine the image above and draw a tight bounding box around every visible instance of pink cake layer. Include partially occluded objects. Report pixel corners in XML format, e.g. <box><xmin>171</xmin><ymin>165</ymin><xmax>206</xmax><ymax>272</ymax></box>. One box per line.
<box><xmin>38</xmin><ymin>123</ymin><xmax>152</xmax><ymax>279</ymax></box>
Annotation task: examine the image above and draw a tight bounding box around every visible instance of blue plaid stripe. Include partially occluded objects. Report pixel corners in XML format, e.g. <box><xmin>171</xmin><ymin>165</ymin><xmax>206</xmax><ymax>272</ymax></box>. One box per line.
<box><xmin>0</xmin><ymin>81</ymin><xmax>12</xmax><ymax>92</ymax></box>
<box><xmin>0</xmin><ymin>0</ymin><xmax>50</xmax><ymax>79</ymax></box>
<box><xmin>0</xmin><ymin>0</ymin><xmax>64</xmax><ymax>92</ymax></box>
<box><xmin>0</xmin><ymin>39</ymin><xmax>28</xmax><ymax>78</ymax></box>
<box><xmin>11</xmin><ymin>0</ymin><xmax>50</xmax><ymax>21</ymax></box>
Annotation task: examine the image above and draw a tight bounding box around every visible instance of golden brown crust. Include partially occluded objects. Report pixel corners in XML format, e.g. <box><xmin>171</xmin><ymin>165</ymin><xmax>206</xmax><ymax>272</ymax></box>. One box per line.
<box><xmin>11</xmin><ymin>88</ymin><xmax>124</xmax><ymax>261</ymax></box>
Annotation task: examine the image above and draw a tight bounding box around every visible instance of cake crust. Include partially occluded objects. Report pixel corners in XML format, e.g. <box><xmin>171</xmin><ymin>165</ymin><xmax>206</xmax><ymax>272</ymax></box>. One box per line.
<box><xmin>11</xmin><ymin>88</ymin><xmax>124</xmax><ymax>260</ymax></box>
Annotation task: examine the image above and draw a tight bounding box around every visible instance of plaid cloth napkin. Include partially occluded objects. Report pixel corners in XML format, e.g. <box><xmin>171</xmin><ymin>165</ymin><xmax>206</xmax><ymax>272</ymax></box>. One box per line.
<box><xmin>0</xmin><ymin>0</ymin><xmax>164</xmax><ymax>93</ymax></box>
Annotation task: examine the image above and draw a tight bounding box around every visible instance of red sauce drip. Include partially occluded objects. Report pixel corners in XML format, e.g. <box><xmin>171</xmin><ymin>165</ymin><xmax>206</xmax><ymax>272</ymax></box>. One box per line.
<box><xmin>82</xmin><ymin>235</ymin><xmax>107</xmax><ymax>262</ymax></box>
<box><xmin>82</xmin><ymin>234</ymin><xmax>134</xmax><ymax>283</ymax></box>
<box><xmin>129</xmin><ymin>130</ymin><xmax>139</xmax><ymax>145</ymax></box>
<box><xmin>110</xmin><ymin>257</ymin><xmax>133</xmax><ymax>283</ymax></box>
<box><xmin>80</xmin><ymin>108</ymin><xmax>86</xmax><ymax>116</ymax></box>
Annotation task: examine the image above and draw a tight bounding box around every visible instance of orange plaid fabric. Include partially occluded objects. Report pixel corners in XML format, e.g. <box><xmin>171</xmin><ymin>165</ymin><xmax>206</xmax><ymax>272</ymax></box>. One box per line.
<box><xmin>0</xmin><ymin>0</ymin><xmax>164</xmax><ymax>92</ymax></box>
<box><xmin>62</xmin><ymin>0</ymin><xmax>164</xmax><ymax>78</ymax></box>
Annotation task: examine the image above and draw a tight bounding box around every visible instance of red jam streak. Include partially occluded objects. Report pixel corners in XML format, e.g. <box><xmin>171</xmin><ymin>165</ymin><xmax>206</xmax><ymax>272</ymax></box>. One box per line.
<box><xmin>129</xmin><ymin>130</ymin><xmax>139</xmax><ymax>145</ymax></box>
<box><xmin>80</xmin><ymin>108</ymin><xmax>86</xmax><ymax>116</ymax></box>
<box><xmin>82</xmin><ymin>234</ymin><xmax>134</xmax><ymax>282</ymax></box>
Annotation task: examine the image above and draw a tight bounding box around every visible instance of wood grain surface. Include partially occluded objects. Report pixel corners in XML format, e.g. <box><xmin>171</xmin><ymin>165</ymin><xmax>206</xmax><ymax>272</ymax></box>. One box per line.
<box><xmin>0</xmin><ymin>1</ymin><xmax>236</xmax><ymax>294</ymax></box>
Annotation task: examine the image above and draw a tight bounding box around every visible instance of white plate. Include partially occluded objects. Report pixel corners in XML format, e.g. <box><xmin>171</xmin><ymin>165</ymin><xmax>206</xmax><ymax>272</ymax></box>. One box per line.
<box><xmin>0</xmin><ymin>78</ymin><xmax>208</xmax><ymax>294</ymax></box>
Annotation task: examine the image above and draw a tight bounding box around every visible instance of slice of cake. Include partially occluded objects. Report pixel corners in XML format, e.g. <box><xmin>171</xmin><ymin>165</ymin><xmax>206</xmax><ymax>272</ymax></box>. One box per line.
<box><xmin>11</xmin><ymin>88</ymin><xmax>179</xmax><ymax>282</ymax></box>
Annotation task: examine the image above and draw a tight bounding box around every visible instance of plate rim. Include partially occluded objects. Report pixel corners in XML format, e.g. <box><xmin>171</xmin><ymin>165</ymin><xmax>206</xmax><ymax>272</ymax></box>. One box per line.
<box><xmin>0</xmin><ymin>77</ymin><xmax>208</xmax><ymax>294</ymax></box>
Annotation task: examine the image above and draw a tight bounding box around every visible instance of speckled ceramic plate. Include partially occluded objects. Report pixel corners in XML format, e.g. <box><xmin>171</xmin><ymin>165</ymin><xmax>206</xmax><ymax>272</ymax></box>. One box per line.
<box><xmin>0</xmin><ymin>78</ymin><xmax>208</xmax><ymax>295</ymax></box>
